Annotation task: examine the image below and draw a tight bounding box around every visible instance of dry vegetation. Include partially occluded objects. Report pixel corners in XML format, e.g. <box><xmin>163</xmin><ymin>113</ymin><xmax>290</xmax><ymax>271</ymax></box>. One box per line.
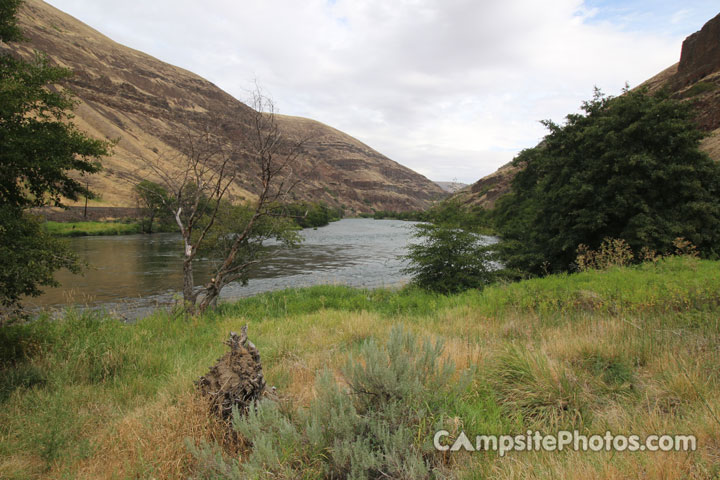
<box><xmin>1</xmin><ymin>256</ymin><xmax>719</xmax><ymax>478</ymax></box>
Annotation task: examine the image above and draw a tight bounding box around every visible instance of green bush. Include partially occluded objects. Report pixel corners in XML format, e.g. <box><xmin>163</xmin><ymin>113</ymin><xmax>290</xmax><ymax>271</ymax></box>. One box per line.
<box><xmin>402</xmin><ymin>223</ymin><xmax>496</xmax><ymax>293</ymax></box>
<box><xmin>278</xmin><ymin>201</ymin><xmax>343</xmax><ymax>228</ymax></box>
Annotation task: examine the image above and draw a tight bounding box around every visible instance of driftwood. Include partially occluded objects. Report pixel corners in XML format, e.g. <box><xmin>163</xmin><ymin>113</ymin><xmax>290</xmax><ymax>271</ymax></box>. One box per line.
<box><xmin>196</xmin><ymin>325</ymin><xmax>266</xmax><ymax>421</ymax></box>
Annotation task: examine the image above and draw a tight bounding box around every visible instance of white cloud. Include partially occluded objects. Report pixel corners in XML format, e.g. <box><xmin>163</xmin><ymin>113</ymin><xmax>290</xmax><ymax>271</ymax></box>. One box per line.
<box><xmin>45</xmin><ymin>0</ymin><xmax>713</xmax><ymax>183</ymax></box>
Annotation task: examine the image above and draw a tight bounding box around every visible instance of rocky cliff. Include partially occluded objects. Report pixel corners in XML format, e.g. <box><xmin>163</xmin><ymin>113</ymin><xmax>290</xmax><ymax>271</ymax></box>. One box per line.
<box><xmin>5</xmin><ymin>0</ymin><xmax>445</xmax><ymax>212</ymax></box>
<box><xmin>455</xmin><ymin>11</ymin><xmax>720</xmax><ymax>210</ymax></box>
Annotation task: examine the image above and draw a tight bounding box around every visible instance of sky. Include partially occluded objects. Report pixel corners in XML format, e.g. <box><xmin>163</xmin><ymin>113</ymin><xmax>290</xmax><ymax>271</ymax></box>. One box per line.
<box><xmin>44</xmin><ymin>0</ymin><xmax>720</xmax><ymax>184</ymax></box>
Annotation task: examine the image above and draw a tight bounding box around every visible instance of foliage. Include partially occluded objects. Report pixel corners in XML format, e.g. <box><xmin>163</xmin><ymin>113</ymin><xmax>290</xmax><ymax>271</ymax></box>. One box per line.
<box><xmin>425</xmin><ymin>199</ymin><xmax>492</xmax><ymax>232</ymax></box>
<box><xmin>681</xmin><ymin>81</ymin><xmax>718</xmax><ymax>98</ymax></box>
<box><xmin>281</xmin><ymin>201</ymin><xmax>343</xmax><ymax>228</ymax></box>
<box><xmin>0</xmin><ymin>209</ymin><xmax>80</xmax><ymax>315</ymax></box>
<box><xmin>366</xmin><ymin>201</ymin><xmax>493</xmax><ymax>230</ymax></box>
<box><xmin>133</xmin><ymin>180</ymin><xmax>174</xmax><ymax>233</ymax></box>
<box><xmin>0</xmin><ymin>0</ymin><xmax>23</xmax><ymax>43</ymax></box>
<box><xmin>493</xmin><ymin>87</ymin><xmax>720</xmax><ymax>275</ymax></box>
<box><xmin>0</xmin><ymin>55</ymin><xmax>107</xmax><ymax>210</ymax></box>
<box><xmin>197</xmin><ymin>201</ymin><xmax>301</xmax><ymax>291</ymax></box>
<box><xmin>365</xmin><ymin>209</ymin><xmax>427</xmax><ymax>221</ymax></box>
<box><xmin>402</xmin><ymin>222</ymin><xmax>496</xmax><ymax>293</ymax></box>
<box><xmin>0</xmin><ymin>1</ymin><xmax>109</xmax><ymax>315</ymax></box>
<box><xmin>132</xmin><ymin>90</ymin><xmax>309</xmax><ymax>313</ymax></box>
<box><xmin>576</xmin><ymin>237</ymin><xmax>634</xmax><ymax>272</ymax></box>
<box><xmin>576</xmin><ymin>236</ymin><xmax>700</xmax><ymax>272</ymax></box>
<box><xmin>190</xmin><ymin>327</ymin><xmax>464</xmax><ymax>479</ymax></box>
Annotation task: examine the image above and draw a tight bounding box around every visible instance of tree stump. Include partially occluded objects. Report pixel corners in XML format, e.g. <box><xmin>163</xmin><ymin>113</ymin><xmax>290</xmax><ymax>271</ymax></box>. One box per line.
<box><xmin>196</xmin><ymin>325</ymin><xmax>266</xmax><ymax>421</ymax></box>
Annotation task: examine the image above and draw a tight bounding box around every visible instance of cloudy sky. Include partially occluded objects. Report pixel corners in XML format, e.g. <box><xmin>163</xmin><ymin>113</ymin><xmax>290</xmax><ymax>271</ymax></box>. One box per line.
<box><xmin>45</xmin><ymin>0</ymin><xmax>720</xmax><ymax>183</ymax></box>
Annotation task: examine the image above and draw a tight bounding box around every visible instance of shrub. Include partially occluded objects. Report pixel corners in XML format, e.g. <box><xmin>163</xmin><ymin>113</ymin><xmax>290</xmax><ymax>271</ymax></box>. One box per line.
<box><xmin>189</xmin><ymin>327</ymin><xmax>468</xmax><ymax>479</ymax></box>
<box><xmin>576</xmin><ymin>238</ymin><xmax>633</xmax><ymax>271</ymax></box>
<box><xmin>402</xmin><ymin>223</ymin><xmax>496</xmax><ymax>294</ymax></box>
<box><xmin>576</xmin><ymin>237</ymin><xmax>700</xmax><ymax>271</ymax></box>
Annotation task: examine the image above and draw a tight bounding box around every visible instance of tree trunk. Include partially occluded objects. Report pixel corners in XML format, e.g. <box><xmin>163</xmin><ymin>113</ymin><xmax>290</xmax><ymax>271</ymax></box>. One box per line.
<box><xmin>198</xmin><ymin>280</ymin><xmax>220</xmax><ymax>314</ymax></box>
<box><xmin>182</xmin><ymin>240</ymin><xmax>195</xmax><ymax>311</ymax></box>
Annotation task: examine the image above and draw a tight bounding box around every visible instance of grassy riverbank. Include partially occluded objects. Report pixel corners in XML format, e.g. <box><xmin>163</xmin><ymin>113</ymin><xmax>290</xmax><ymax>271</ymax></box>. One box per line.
<box><xmin>1</xmin><ymin>255</ymin><xmax>719</xmax><ymax>478</ymax></box>
<box><xmin>42</xmin><ymin>220</ymin><xmax>143</xmax><ymax>237</ymax></box>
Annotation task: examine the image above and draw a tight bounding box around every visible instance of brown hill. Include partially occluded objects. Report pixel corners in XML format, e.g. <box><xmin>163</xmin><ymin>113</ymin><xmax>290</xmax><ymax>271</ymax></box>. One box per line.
<box><xmin>455</xmin><ymin>11</ymin><xmax>720</xmax><ymax>210</ymax></box>
<box><xmin>4</xmin><ymin>0</ymin><xmax>445</xmax><ymax>213</ymax></box>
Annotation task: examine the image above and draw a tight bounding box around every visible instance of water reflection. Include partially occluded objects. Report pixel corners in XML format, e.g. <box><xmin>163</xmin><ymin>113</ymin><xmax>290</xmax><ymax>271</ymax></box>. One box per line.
<box><xmin>30</xmin><ymin>219</ymin><xmax>420</xmax><ymax>319</ymax></box>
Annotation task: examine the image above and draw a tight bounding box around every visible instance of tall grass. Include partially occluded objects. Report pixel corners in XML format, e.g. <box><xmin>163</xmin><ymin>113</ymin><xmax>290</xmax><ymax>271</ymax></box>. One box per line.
<box><xmin>1</xmin><ymin>256</ymin><xmax>719</xmax><ymax>478</ymax></box>
<box><xmin>42</xmin><ymin>220</ymin><xmax>142</xmax><ymax>237</ymax></box>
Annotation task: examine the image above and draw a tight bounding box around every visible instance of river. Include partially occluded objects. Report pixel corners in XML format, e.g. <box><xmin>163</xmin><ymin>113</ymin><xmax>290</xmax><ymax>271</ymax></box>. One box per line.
<box><xmin>29</xmin><ymin>218</ymin><xmax>419</xmax><ymax>320</ymax></box>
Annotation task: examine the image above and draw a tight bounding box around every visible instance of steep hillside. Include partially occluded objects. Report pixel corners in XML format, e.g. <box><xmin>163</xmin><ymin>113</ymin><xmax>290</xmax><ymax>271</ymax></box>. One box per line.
<box><xmin>455</xmin><ymin>11</ymin><xmax>720</xmax><ymax>210</ymax></box>
<box><xmin>3</xmin><ymin>0</ymin><xmax>445</xmax><ymax>212</ymax></box>
<box><xmin>449</xmin><ymin>162</ymin><xmax>519</xmax><ymax>209</ymax></box>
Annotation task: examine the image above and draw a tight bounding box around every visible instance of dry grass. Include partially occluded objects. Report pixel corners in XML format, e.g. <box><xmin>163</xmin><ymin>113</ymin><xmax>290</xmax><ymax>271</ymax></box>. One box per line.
<box><xmin>67</xmin><ymin>392</ymin><xmax>224</xmax><ymax>479</ymax></box>
<box><xmin>2</xmin><ymin>258</ymin><xmax>720</xmax><ymax>478</ymax></box>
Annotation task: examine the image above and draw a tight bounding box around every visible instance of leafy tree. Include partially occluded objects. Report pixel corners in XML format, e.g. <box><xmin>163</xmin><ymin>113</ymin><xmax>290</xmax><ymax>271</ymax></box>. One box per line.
<box><xmin>493</xmin><ymin>87</ymin><xmax>720</xmax><ymax>275</ymax></box>
<box><xmin>133</xmin><ymin>180</ymin><xmax>173</xmax><ymax>233</ymax></box>
<box><xmin>402</xmin><ymin>222</ymin><xmax>495</xmax><ymax>294</ymax></box>
<box><xmin>0</xmin><ymin>0</ymin><xmax>109</xmax><ymax>316</ymax></box>
<box><xmin>0</xmin><ymin>209</ymin><xmax>81</xmax><ymax>314</ymax></box>
<box><xmin>280</xmin><ymin>201</ymin><xmax>343</xmax><ymax>228</ymax></box>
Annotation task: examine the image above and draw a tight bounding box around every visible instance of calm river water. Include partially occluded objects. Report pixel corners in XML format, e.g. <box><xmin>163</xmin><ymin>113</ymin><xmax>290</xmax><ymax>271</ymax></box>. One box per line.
<box><xmin>30</xmin><ymin>218</ymin><xmax>418</xmax><ymax>319</ymax></box>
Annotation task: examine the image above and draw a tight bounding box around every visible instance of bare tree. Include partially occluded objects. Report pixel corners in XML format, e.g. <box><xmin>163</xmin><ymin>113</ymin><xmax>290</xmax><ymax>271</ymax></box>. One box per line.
<box><xmin>129</xmin><ymin>89</ymin><xmax>308</xmax><ymax>313</ymax></box>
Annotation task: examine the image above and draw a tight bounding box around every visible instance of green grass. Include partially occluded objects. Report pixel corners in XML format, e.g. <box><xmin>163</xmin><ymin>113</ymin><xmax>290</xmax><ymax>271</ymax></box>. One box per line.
<box><xmin>42</xmin><ymin>220</ymin><xmax>142</xmax><ymax>237</ymax></box>
<box><xmin>1</xmin><ymin>256</ymin><xmax>719</xmax><ymax>478</ymax></box>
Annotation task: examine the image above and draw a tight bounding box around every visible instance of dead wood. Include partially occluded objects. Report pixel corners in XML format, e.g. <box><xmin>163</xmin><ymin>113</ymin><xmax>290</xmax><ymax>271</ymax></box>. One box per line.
<box><xmin>196</xmin><ymin>325</ymin><xmax>266</xmax><ymax>421</ymax></box>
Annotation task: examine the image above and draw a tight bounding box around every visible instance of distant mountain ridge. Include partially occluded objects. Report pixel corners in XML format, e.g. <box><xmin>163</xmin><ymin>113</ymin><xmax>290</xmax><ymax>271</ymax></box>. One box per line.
<box><xmin>4</xmin><ymin>0</ymin><xmax>446</xmax><ymax>213</ymax></box>
<box><xmin>434</xmin><ymin>181</ymin><xmax>468</xmax><ymax>193</ymax></box>
<box><xmin>454</xmin><ymin>11</ymin><xmax>720</xmax><ymax>209</ymax></box>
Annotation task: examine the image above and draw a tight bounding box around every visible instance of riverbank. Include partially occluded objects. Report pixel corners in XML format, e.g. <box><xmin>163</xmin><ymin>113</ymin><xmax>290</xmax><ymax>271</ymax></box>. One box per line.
<box><xmin>1</xmin><ymin>256</ymin><xmax>719</xmax><ymax>479</ymax></box>
<box><xmin>42</xmin><ymin>220</ymin><xmax>144</xmax><ymax>237</ymax></box>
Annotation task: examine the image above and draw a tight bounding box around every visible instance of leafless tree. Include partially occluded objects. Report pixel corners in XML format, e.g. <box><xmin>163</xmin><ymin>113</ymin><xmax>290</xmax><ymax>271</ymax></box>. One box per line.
<box><xmin>128</xmin><ymin>89</ymin><xmax>309</xmax><ymax>313</ymax></box>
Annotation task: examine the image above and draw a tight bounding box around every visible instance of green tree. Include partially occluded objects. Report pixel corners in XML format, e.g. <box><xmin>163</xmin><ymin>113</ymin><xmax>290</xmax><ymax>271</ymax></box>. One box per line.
<box><xmin>133</xmin><ymin>180</ymin><xmax>173</xmax><ymax>233</ymax></box>
<box><xmin>402</xmin><ymin>222</ymin><xmax>495</xmax><ymax>293</ymax></box>
<box><xmin>493</xmin><ymin>87</ymin><xmax>720</xmax><ymax>275</ymax></box>
<box><xmin>0</xmin><ymin>0</ymin><xmax>109</xmax><ymax>317</ymax></box>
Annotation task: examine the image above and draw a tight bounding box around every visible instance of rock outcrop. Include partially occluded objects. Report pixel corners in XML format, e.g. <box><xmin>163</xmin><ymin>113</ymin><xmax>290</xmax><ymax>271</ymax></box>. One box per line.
<box><xmin>673</xmin><ymin>12</ymin><xmax>720</xmax><ymax>89</ymax></box>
